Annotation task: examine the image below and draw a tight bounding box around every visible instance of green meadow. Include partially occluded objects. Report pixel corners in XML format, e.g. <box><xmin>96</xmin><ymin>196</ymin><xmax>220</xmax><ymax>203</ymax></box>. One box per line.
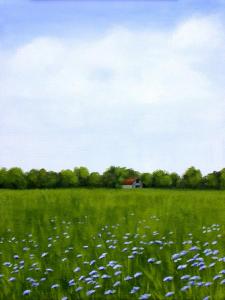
<box><xmin>0</xmin><ymin>189</ymin><xmax>225</xmax><ymax>300</ymax></box>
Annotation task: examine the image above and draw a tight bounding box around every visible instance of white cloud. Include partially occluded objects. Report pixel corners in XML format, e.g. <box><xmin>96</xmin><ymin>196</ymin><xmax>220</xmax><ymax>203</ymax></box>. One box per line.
<box><xmin>0</xmin><ymin>15</ymin><xmax>224</xmax><ymax>174</ymax></box>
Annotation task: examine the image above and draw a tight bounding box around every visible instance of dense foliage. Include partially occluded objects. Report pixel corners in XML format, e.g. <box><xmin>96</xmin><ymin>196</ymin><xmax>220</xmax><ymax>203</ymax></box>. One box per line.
<box><xmin>0</xmin><ymin>166</ymin><xmax>225</xmax><ymax>189</ymax></box>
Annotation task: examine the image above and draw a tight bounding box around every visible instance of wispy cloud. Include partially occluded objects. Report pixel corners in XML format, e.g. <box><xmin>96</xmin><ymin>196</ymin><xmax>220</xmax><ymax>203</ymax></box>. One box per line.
<box><xmin>0</xmin><ymin>15</ymin><xmax>224</xmax><ymax>173</ymax></box>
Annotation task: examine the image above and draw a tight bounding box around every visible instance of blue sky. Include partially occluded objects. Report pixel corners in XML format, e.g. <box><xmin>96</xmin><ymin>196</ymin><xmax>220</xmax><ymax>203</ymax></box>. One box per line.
<box><xmin>0</xmin><ymin>0</ymin><xmax>225</xmax><ymax>174</ymax></box>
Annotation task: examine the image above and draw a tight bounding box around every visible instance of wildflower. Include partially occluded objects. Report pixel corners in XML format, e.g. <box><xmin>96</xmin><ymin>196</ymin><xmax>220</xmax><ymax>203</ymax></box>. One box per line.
<box><xmin>51</xmin><ymin>284</ymin><xmax>60</xmax><ymax>289</ymax></box>
<box><xmin>165</xmin><ymin>292</ymin><xmax>175</xmax><ymax>297</ymax></box>
<box><xmin>196</xmin><ymin>282</ymin><xmax>204</xmax><ymax>287</ymax></box>
<box><xmin>147</xmin><ymin>258</ymin><xmax>156</xmax><ymax>263</ymax></box>
<box><xmin>9</xmin><ymin>277</ymin><xmax>16</xmax><ymax>282</ymax></box>
<box><xmin>113</xmin><ymin>264</ymin><xmax>122</xmax><ymax>269</ymax></box>
<box><xmin>130</xmin><ymin>286</ymin><xmax>140</xmax><ymax>294</ymax></box>
<box><xmin>40</xmin><ymin>277</ymin><xmax>46</xmax><ymax>281</ymax></box>
<box><xmin>181</xmin><ymin>275</ymin><xmax>190</xmax><ymax>280</ymax></box>
<box><xmin>99</xmin><ymin>253</ymin><xmax>107</xmax><ymax>259</ymax></box>
<box><xmin>220</xmin><ymin>279</ymin><xmax>225</xmax><ymax>285</ymax></box>
<box><xmin>68</xmin><ymin>279</ymin><xmax>75</xmax><ymax>286</ymax></box>
<box><xmin>204</xmin><ymin>282</ymin><xmax>212</xmax><ymax>287</ymax></box>
<box><xmin>114</xmin><ymin>270</ymin><xmax>122</xmax><ymax>276</ymax></box>
<box><xmin>23</xmin><ymin>290</ymin><xmax>31</xmax><ymax>296</ymax></box>
<box><xmin>124</xmin><ymin>275</ymin><xmax>133</xmax><ymax>281</ymax></box>
<box><xmin>41</xmin><ymin>252</ymin><xmax>48</xmax><ymax>258</ymax></box>
<box><xmin>90</xmin><ymin>260</ymin><xmax>96</xmax><ymax>266</ymax></box>
<box><xmin>213</xmin><ymin>274</ymin><xmax>222</xmax><ymax>280</ymax></box>
<box><xmin>79</xmin><ymin>275</ymin><xmax>85</xmax><ymax>281</ymax></box>
<box><xmin>107</xmin><ymin>260</ymin><xmax>117</xmax><ymax>267</ymax></box>
<box><xmin>86</xmin><ymin>289</ymin><xmax>95</xmax><ymax>296</ymax></box>
<box><xmin>102</xmin><ymin>274</ymin><xmax>111</xmax><ymax>279</ymax></box>
<box><xmin>139</xmin><ymin>293</ymin><xmax>151</xmax><ymax>299</ymax></box>
<box><xmin>61</xmin><ymin>297</ymin><xmax>68</xmax><ymax>300</ymax></box>
<box><xmin>113</xmin><ymin>281</ymin><xmax>120</xmax><ymax>287</ymax></box>
<box><xmin>202</xmin><ymin>297</ymin><xmax>210</xmax><ymax>300</ymax></box>
<box><xmin>75</xmin><ymin>287</ymin><xmax>83</xmax><ymax>292</ymax></box>
<box><xmin>177</xmin><ymin>264</ymin><xmax>187</xmax><ymax>270</ymax></box>
<box><xmin>208</xmin><ymin>262</ymin><xmax>215</xmax><ymax>268</ymax></box>
<box><xmin>190</xmin><ymin>276</ymin><xmax>200</xmax><ymax>280</ymax></box>
<box><xmin>104</xmin><ymin>289</ymin><xmax>115</xmax><ymax>295</ymax></box>
<box><xmin>46</xmin><ymin>268</ymin><xmax>53</xmax><ymax>272</ymax></box>
<box><xmin>73</xmin><ymin>267</ymin><xmax>80</xmax><ymax>272</ymax></box>
<box><xmin>134</xmin><ymin>272</ymin><xmax>142</xmax><ymax>278</ymax></box>
<box><xmin>163</xmin><ymin>276</ymin><xmax>173</xmax><ymax>282</ymax></box>
<box><xmin>180</xmin><ymin>285</ymin><xmax>190</xmax><ymax>292</ymax></box>
<box><xmin>171</xmin><ymin>253</ymin><xmax>180</xmax><ymax>260</ymax></box>
<box><xmin>189</xmin><ymin>246</ymin><xmax>200</xmax><ymax>251</ymax></box>
<box><xmin>32</xmin><ymin>282</ymin><xmax>39</xmax><ymax>287</ymax></box>
<box><xmin>23</xmin><ymin>247</ymin><xmax>29</xmax><ymax>251</ymax></box>
<box><xmin>89</xmin><ymin>270</ymin><xmax>98</xmax><ymax>276</ymax></box>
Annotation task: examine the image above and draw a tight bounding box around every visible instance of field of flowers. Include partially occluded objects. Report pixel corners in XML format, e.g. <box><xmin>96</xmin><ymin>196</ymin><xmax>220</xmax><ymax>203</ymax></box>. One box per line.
<box><xmin>0</xmin><ymin>188</ymin><xmax>225</xmax><ymax>300</ymax></box>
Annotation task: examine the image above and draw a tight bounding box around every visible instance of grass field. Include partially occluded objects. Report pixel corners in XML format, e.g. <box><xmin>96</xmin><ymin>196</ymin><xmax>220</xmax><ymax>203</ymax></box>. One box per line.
<box><xmin>0</xmin><ymin>189</ymin><xmax>225</xmax><ymax>300</ymax></box>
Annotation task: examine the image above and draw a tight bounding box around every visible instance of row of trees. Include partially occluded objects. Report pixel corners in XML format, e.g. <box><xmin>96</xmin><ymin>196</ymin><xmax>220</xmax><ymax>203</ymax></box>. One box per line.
<box><xmin>0</xmin><ymin>166</ymin><xmax>225</xmax><ymax>190</ymax></box>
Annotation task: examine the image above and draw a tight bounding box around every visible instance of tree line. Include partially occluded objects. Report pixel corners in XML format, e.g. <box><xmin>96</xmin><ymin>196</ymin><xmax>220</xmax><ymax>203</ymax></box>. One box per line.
<box><xmin>0</xmin><ymin>166</ymin><xmax>225</xmax><ymax>190</ymax></box>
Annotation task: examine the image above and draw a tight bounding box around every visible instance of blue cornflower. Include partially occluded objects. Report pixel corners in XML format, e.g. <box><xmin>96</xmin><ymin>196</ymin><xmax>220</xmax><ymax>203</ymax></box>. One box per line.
<box><xmin>134</xmin><ymin>272</ymin><xmax>142</xmax><ymax>278</ymax></box>
<box><xmin>177</xmin><ymin>264</ymin><xmax>187</xmax><ymax>270</ymax></box>
<box><xmin>113</xmin><ymin>281</ymin><xmax>120</xmax><ymax>287</ymax></box>
<box><xmin>139</xmin><ymin>293</ymin><xmax>151</xmax><ymax>299</ymax></box>
<box><xmin>23</xmin><ymin>290</ymin><xmax>31</xmax><ymax>296</ymax></box>
<box><xmin>147</xmin><ymin>258</ymin><xmax>156</xmax><ymax>263</ymax></box>
<box><xmin>104</xmin><ymin>289</ymin><xmax>115</xmax><ymax>295</ymax></box>
<box><xmin>163</xmin><ymin>276</ymin><xmax>173</xmax><ymax>282</ymax></box>
<box><xmin>130</xmin><ymin>286</ymin><xmax>140</xmax><ymax>294</ymax></box>
<box><xmin>73</xmin><ymin>267</ymin><xmax>80</xmax><ymax>272</ymax></box>
<box><xmin>124</xmin><ymin>275</ymin><xmax>133</xmax><ymax>281</ymax></box>
<box><xmin>165</xmin><ymin>292</ymin><xmax>175</xmax><ymax>297</ymax></box>
<box><xmin>86</xmin><ymin>289</ymin><xmax>96</xmax><ymax>296</ymax></box>
<box><xmin>180</xmin><ymin>285</ymin><xmax>190</xmax><ymax>292</ymax></box>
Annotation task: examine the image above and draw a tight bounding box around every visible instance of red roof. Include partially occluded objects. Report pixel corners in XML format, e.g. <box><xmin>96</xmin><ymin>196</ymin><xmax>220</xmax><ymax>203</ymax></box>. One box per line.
<box><xmin>122</xmin><ymin>178</ymin><xmax>136</xmax><ymax>185</ymax></box>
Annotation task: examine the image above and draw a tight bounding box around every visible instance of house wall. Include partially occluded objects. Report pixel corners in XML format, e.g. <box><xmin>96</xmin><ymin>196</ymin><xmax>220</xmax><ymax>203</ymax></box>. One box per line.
<box><xmin>122</xmin><ymin>185</ymin><xmax>133</xmax><ymax>189</ymax></box>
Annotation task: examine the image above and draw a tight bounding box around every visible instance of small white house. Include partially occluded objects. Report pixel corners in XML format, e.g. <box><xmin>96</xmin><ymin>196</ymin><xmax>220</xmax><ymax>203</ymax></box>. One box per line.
<box><xmin>122</xmin><ymin>178</ymin><xmax>143</xmax><ymax>189</ymax></box>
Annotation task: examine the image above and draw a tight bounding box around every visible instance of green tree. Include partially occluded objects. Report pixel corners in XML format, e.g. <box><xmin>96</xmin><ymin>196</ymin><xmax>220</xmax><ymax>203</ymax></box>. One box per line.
<box><xmin>181</xmin><ymin>166</ymin><xmax>202</xmax><ymax>189</ymax></box>
<box><xmin>220</xmin><ymin>168</ymin><xmax>225</xmax><ymax>189</ymax></box>
<box><xmin>59</xmin><ymin>170</ymin><xmax>78</xmax><ymax>188</ymax></box>
<box><xmin>0</xmin><ymin>168</ymin><xmax>7</xmax><ymax>188</ymax></box>
<box><xmin>37</xmin><ymin>169</ymin><xmax>49</xmax><ymax>188</ymax></box>
<box><xmin>152</xmin><ymin>170</ymin><xmax>172</xmax><ymax>188</ymax></box>
<box><xmin>140</xmin><ymin>173</ymin><xmax>153</xmax><ymax>187</ymax></box>
<box><xmin>170</xmin><ymin>172</ymin><xmax>180</xmax><ymax>188</ymax></box>
<box><xmin>203</xmin><ymin>171</ymin><xmax>220</xmax><ymax>189</ymax></box>
<box><xmin>74</xmin><ymin>166</ymin><xmax>89</xmax><ymax>186</ymax></box>
<box><xmin>46</xmin><ymin>171</ymin><xmax>59</xmax><ymax>188</ymax></box>
<box><xmin>26</xmin><ymin>169</ymin><xmax>39</xmax><ymax>188</ymax></box>
<box><xmin>88</xmin><ymin>172</ymin><xmax>102</xmax><ymax>187</ymax></box>
<box><xmin>6</xmin><ymin>167</ymin><xmax>27</xmax><ymax>189</ymax></box>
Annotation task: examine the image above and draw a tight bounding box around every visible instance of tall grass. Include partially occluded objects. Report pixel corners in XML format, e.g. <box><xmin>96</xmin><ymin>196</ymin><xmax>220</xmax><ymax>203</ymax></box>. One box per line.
<box><xmin>0</xmin><ymin>189</ymin><xmax>225</xmax><ymax>299</ymax></box>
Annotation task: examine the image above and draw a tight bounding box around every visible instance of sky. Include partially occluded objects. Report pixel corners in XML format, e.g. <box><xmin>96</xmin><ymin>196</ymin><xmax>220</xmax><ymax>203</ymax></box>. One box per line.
<box><xmin>0</xmin><ymin>0</ymin><xmax>224</xmax><ymax>175</ymax></box>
